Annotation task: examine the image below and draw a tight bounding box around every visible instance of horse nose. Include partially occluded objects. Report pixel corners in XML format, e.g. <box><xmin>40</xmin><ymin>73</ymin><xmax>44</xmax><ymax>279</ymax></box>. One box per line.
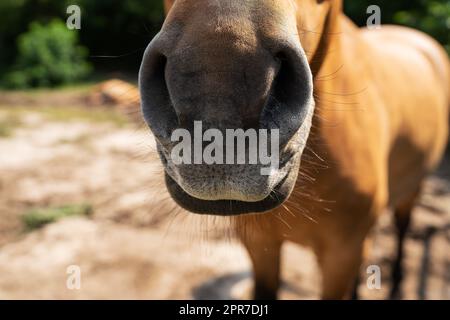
<box><xmin>140</xmin><ymin>31</ymin><xmax>314</xmax><ymax>149</ymax></box>
<box><xmin>139</xmin><ymin>36</ymin><xmax>177</xmax><ymax>145</ymax></box>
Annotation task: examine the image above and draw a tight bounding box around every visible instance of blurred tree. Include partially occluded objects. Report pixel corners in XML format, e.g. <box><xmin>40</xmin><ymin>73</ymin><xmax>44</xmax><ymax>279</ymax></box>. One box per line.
<box><xmin>0</xmin><ymin>0</ymin><xmax>164</xmax><ymax>78</ymax></box>
<box><xmin>2</xmin><ymin>19</ymin><xmax>91</xmax><ymax>88</ymax></box>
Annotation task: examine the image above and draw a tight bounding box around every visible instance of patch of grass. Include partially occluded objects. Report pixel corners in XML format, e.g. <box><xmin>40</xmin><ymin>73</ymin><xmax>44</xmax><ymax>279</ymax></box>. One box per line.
<box><xmin>22</xmin><ymin>203</ymin><xmax>93</xmax><ymax>231</ymax></box>
<box><xmin>0</xmin><ymin>112</ymin><xmax>23</xmax><ymax>137</ymax></box>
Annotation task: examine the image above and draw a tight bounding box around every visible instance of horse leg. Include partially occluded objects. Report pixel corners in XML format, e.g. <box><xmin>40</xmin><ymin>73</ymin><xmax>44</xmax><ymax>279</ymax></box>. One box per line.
<box><xmin>390</xmin><ymin>191</ymin><xmax>418</xmax><ymax>299</ymax></box>
<box><xmin>241</xmin><ymin>235</ymin><xmax>282</xmax><ymax>300</ymax></box>
<box><xmin>316</xmin><ymin>240</ymin><xmax>364</xmax><ymax>300</ymax></box>
<box><xmin>351</xmin><ymin>277</ymin><xmax>360</xmax><ymax>300</ymax></box>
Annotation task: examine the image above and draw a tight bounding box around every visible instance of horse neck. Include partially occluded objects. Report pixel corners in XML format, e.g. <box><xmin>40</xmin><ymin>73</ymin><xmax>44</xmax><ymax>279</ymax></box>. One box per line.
<box><xmin>307</xmin><ymin>13</ymin><xmax>362</xmax><ymax>157</ymax></box>
<box><xmin>313</xmin><ymin>12</ymin><xmax>361</xmax><ymax>108</ymax></box>
<box><xmin>312</xmin><ymin>12</ymin><xmax>359</xmax><ymax>79</ymax></box>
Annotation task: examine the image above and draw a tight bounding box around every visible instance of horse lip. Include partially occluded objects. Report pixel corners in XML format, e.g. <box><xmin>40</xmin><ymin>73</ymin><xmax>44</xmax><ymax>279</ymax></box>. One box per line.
<box><xmin>180</xmin><ymin>183</ymin><xmax>270</xmax><ymax>202</ymax></box>
<box><xmin>164</xmin><ymin>169</ymin><xmax>293</xmax><ymax>216</ymax></box>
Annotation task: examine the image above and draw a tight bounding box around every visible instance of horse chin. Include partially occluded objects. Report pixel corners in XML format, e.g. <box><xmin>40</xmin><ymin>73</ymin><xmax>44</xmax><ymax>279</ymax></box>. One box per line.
<box><xmin>164</xmin><ymin>161</ymin><xmax>300</xmax><ymax>216</ymax></box>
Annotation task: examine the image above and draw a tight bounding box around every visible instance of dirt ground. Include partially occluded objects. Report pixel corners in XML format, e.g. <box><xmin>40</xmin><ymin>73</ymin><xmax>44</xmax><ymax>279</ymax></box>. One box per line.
<box><xmin>0</xmin><ymin>93</ymin><xmax>448</xmax><ymax>300</ymax></box>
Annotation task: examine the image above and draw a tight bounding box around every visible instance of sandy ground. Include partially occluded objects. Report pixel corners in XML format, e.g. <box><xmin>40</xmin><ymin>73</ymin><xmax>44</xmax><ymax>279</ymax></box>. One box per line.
<box><xmin>0</xmin><ymin>104</ymin><xmax>448</xmax><ymax>300</ymax></box>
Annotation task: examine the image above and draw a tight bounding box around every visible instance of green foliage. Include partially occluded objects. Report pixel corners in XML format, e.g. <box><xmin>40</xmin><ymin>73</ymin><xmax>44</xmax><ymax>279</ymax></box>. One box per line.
<box><xmin>0</xmin><ymin>0</ymin><xmax>164</xmax><ymax>87</ymax></box>
<box><xmin>3</xmin><ymin>19</ymin><xmax>91</xmax><ymax>89</ymax></box>
<box><xmin>22</xmin><ymin>203</ymin><xmax>92</xmax><ymax>230</ymax></box>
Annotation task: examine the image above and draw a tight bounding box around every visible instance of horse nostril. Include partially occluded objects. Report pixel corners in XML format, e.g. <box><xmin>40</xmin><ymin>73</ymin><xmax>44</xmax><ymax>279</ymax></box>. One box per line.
<box><xmin>273</xmin><ymin>52</ymin><xmax>295</xmax><ymax>104</ymax></box>
<box><xmin>261</xmin><ymin>45</ymin><xmax>313</xmax><ymax>147</ymax></box>
<box><xmin>139</xmin><ymin>40</ymin><xmax>178</xmax><ymax>144</ymax></box>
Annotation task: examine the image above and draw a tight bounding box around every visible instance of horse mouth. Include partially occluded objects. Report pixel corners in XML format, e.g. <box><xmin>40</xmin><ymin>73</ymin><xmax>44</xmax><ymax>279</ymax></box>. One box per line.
<box><xmin>164</xmin><ymin>165</ymin><xmax>297</xmax><ymax>216</ymax></box>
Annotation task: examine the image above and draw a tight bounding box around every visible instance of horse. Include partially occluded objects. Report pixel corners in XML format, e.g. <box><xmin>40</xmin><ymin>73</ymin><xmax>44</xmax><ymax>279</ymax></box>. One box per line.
<box><xmin>140</xmin><ymin>0</ymin><xmax>450</xmax><ymax>299</ymax></box>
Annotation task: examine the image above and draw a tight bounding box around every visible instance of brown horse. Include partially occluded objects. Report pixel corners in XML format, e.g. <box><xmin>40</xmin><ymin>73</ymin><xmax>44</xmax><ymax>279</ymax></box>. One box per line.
<box><xmin>140</xmin><ymin>0</ymin><xmax>450</xmax><ymax>299</ymax></box>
